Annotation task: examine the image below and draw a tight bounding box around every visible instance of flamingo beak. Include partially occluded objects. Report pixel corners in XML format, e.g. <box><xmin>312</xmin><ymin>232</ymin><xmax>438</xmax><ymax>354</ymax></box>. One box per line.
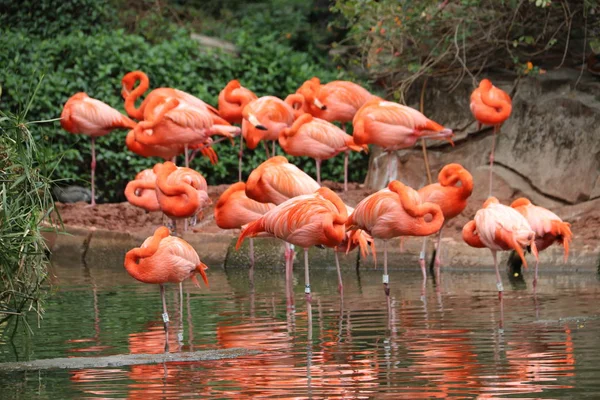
<box><xmin>313</xmin><ymin>98</ymin><xmax>327</xmax><ymax>110</ymax></box>
<box><xmin>248</xmin><ymin>114</ymin><xmax>268</xmax><ymax>130</ymax></box>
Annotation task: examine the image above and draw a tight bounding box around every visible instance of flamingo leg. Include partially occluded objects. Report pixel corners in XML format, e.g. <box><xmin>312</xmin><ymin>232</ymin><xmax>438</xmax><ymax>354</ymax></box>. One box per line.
<box><xmin>249</xmin><ymin>238</ymin><xmax>255</xmax><ymax>269</ymax></box>
<box><xmin>264</xmin><ymin>141</ymin><xmax>271</xmax><ymax>159</ymax></box>
<box><xmin>335</xmin><ymin>251</ymin><xmax>343</xmax><ymax>294</ymax></box>
<box><xmin>184</xmin><ymin>144</ymin><xmax>189</xmax><ymax>168</ymax></box>
<box><xmin>316</xmin><ymin>159</ymin><xmax>321</xmax><ymax>185</ymax></box>
<box><xmin>489</xmin><ymin>126</ymin><xmax>497</xmax><ymax>197</ymax></box>
<box><xmin>533</xmin><ymin>259</ymin><xmax>539</xmax><ymax>292</ymax></box>
<box><xmin>492</xmin><ymin>251</ymin><xmax>503</xmax><ymax>299</ymax></box>
<box><xmin>419</xmin><ymin>237</ymin><xmax>427</xmax><ymax>280</ymax></box>
<box><xmin>304</xmin><ymin>248</ymin><xmax>312</xmax><ymax>302</ymax></box>
<box><xmin>90</xmin><ymin>137</ymin><xmax>96</xmax><ymax>206</ymax></box>
<box><xmin>178</xmin><ymin>282</ymin><xmax>184</xmax><ymax>343</ymax></box>
<box><xmin>160</xmin><ymin>284</ymin><xmax>170</xmax><ymax>353</ymax></box>
<box><xmin>433</xmin><ymin>226</ymin><xmax>444</xmax><ymax>271</ymax></box>
<box><xmin>238</xmin><ymin>136</ymin><xmax>244</xmax><ymax>182</ymax></box>
<box><xmin>383</xmin><ymin>240</ymin><xmax>390</xmax><ymax>296</ymax></box>
<box><xmin>344</xmin><ymin>151</ymin><xmax>349</xmax><ymax>192</ymax></box>
<box><xmin>272</xmin><ymin>140</ymin><xmax>276</xmax><ymax>157</ymax></box>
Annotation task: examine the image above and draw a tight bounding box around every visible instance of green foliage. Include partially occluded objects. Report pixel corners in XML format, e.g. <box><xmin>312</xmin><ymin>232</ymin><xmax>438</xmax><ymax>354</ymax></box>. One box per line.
<box><xmin>0</xmin><ymin>79</ymin><xmax>59</xmax><ymax>325</ymax></box>
<box><xmin>331</xmin><ymin>0</ymin><xmax>600</xmax><ymax>100</ymax></box>
<box><xmin>1</xmin><ymin>0</ymin><xmax>370</xmax><ymax>202</ymax></box>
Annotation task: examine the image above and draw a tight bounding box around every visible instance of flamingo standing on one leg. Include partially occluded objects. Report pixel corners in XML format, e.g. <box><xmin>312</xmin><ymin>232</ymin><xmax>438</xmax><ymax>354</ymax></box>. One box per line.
<box><xmin>510</xmin><ymin>198</ymin><xmax>573</xmax><ymax>288</ymax></box>
<box><xmin>240</xmin><ymin>96</ymin><xmax>296</xmax><ymax>170</ymax></box>
<box><xmin>236</xmin><ymin>187</ymin><xmax>348</xmax><ymax>302</ymax></box>
<box><xmin>124</xmin><ymin>168</ymin><xmax>160</xmax><ymax>212</ymax></box>
<box><xmin>470</xmin><ymin>79</ymin><xmax>512</xmax><ymax>196</ymax></box>
<box><xmin>244</xmin><ymin>156</ymin><xmax>321</xmax><ymax>284</ymax></box>
<box><xmin>154</xmin><ymin>161</ymin><xmax>211</xmax><ymax>233</ymax></box>
<box><xmin>279</xmin><ymin>114</ymin><xmax>368</xmax><ymax>185</ymax></box>
<box><xmin>214</xmin><ymin>182</ymin><xmax>275</xmax><ymax>268</ymax></box>
<box><xmin>352</xmin><ymin>98</ymin><xmax>454</xmax><ymax>185</ymax></box>
<box><xmin>292</xmin><ymin>77</ymin><xmax>374</xmax><ymax>191</ymax></box>
<box><xmin>417</xmin><ymin>163</ymin><xmax>473</xmax><ymax>277</ymax></box>
<box><xmin>61</xmin><ymin>93</ymin><xmax>136</xmax><ymax>206</ymax></box>
<box><xmin>462</xmin><ymin>197</ymin><xmax>538</xmax><ymax>298</ymax></box>
<box><xmin>347</xmin><ymin>180</ymin><xmax>445</xmax><ymax>295</ymax></box>
<box><xmin>124</xmin><ymin>226</ymin><xmax>209</xmax><ymax>352</ymax></box>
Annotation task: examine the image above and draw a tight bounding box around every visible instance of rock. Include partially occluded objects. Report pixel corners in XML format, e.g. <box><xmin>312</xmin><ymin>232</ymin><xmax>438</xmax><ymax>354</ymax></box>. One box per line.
<box><xmin>364</xmin><ymin>70</ymin><xmax>600</xmax><ymax>206</ymax></box>
<box><xmin>53</xmin><ymin>186</ymin><xmax>92</xmax><ymax>203</ymax></box>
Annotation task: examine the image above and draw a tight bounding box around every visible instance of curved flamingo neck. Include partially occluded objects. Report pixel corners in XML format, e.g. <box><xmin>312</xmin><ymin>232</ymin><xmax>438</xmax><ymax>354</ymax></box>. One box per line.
<box><xmin>510</xmin><ymin>197</ymin><xmax>531</xmax><ymax>208</ymax></box>
<box><xmin>317</xmin><ymin>187</ymin><xmax>347</xmax><ymax>224</ymax></box>
<box><xmin>439</xmin><ymin>167</ymin><xmax>473</xmax><ymax>199</ymax></box>
<box><xmin>124</xmin><ymin>71</ymin><xmax>150</xmax><ymax>120</ymax></box>
<box><xmin>462</xmin><ymin>220</ymin><xmax>485</xmax><ymax>248</ymax></box>
<box><xmin>124</xmin><ymin>227</ymin><xmax>169</xmax><ymax>280</ymax></box>
<box><xmin>480</xmin><ymin>81</ymin><xmax>511</xmax><ymax>123</ymax></box>
<box><xmin>286</xmin><ymin>113</ymin><xmax>312</xmax><ymax>136</ymax></box>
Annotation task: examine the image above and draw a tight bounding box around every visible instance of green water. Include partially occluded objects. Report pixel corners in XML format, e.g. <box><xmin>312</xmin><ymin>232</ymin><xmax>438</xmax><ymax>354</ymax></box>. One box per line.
<box><xmin>1</xmin><ymin>256</ymin><xmax>600</xmax><ymax>399</ymax></box>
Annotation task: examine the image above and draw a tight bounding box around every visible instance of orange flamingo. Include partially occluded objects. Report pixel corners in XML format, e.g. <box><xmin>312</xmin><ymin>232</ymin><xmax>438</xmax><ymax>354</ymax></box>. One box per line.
<box><xmin>124</xmin><ymin>168</ymin><xmax>160</xmax><ymax>212</ymax></box>
<box><xmin>236</xmin><ymin>187</ymin><xmax>347</xmax><ymax>301</ymax></box>
<box><xmin>417</xmin><ymin>163</ymin><xmax>474</xmax><ymax>275</ymax></box>
<box><xmin>240</xmin><ymin>96</ymin><xmax>296</xmax><ymax>176</ymax></box>
<box><xmin>347</xmin><ymin>180</ymin><xmax>445</xmax><ymax>295</ymax></box>
<box><xmin>214</xmin><ymin>182</ymin><xmax>275</xmax><ymax>267</ymax></box>
<box><xmin>133</xmin><ymin>97</ymin><xmax>239</xmax><ymax>165</ymax></box>
<box><xmin>218</xmin><ymin>80</ymin><xmax>258</xmax><ymax>125</ymax></box>
<box><xmin>245</xmin><ymin>156</ymin><xmax>321</xmax><ymax>275</ymax></box>
<box><xmin>124</xmin><ymin>226</ymin><xmax>209</xmax><ymax>352</ymax></box>
<box><xmin>510</xmin><ymin>197</ymin><xmax>572</xmax><ymax>286</ymax></box>
<box><xmin>61</xmin><ymin>92</ymin><xmax>136</xmax><ymax>206</ymax></box>
<box><xmin>154</xmin><ymin>161</ymin><xmax>211</xmax><ymax>232</ymax></box>
<box><xmin>295</xmin><ymin>77</ymin><xmax>374</xmax><ymax>124</ymax></box>
<box><xmin>279</xmin><ymin>113</ymin><xmax>367</xmax><ymax>186</ymax></box>
<box><xmin>470</xmin><ymin>79</ymin><xmax>512</xmax><ymax>196</ymax></box>
<box><xmin>353</xmin><ymin>98</ymin><xmax>454</xmax><ymax>184</ymax></box>
<box><xmin>462</xmin><ymin>197</ymin><xmax>538</xmax><ymax>297</ymax></box>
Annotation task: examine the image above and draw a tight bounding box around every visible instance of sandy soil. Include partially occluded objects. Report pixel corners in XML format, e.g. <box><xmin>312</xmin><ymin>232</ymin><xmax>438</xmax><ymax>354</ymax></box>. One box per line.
<box><xmin>53</xmin><ymin>181</ymin><xmax>598</xmax><ymax>245</ymax></box>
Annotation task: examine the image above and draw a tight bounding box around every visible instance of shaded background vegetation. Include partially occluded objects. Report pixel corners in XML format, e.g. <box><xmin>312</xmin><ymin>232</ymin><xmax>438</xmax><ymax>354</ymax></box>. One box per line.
<box><xmin>0</xmin><ymin>0</ymin><xmax>370</xmax><ymax>202</ymax></box>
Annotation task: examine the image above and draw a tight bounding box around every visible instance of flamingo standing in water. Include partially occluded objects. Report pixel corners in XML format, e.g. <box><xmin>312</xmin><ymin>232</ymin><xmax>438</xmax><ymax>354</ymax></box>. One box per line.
<box><xmin>121</xmin><ymin>70</ymin><xmax>235</xmax><ymax>166</ymax></box>
<box><xmin>510</xmin><ymin>197</ymin><xmax>573</xmax><ymax>286</ymax></box>
<box><xmin>244</xmin><ymin>156</ymin><xmax>320</xmax><ymax>277</ymax></box>
<box><xmin>154</xmin><ymin>161</ymin><xmax>211</xmax><ymax>233</ymax></box>
<box><xmin>278</xmin><ymin>113</ymin><xmax>368</xmax><ymax>185</ymax></box>
<box><xmin>124</xmin><ymin>168</ymin><xmax>160</xmax><ymax>212</ymax></box>
<box><xmin>290</xmin><ymin>77</ymin><xmax>374</xmax><ymax>191</ymax></box>
<box><xmin>236</xmin><ymin>187</ymin><xmax>347</xmax><ymax>301</ymax></box>
<box><xmin>61</xmin><ymin>93</ymin><xmax>136</xmax><ymax>206</ymax></box>
<box><xmin>240</xmin><ymin>96</ymin><xmax>296</xmax><ymax>174</ymax></box>
<box><xmin>214</xmin><ymin>182</ymin><xmax>275</xmax><ymax>267</ymax></box>
<box><xmin>462</xmin><ymin>197</ymin><xmax>538</xmax><ymax>297</ymax></box>
<box><xmin>352</xmin><ymin>98</ymin><xmax>454</xmax><ymax>185</ymax></box>
<box><xmin>124</xmin><ymin>226</ymin><xmax>209</xmax><ymax>352</ymax></box>
<box><xmin>417</xmin><ymin>163</ymin><xmax>473</xmax><ymax>276</ymax></box>
<box><xmin>470</xmin><ymin>79</ymin><xmax>512</xmax><ymax>196</ymax></box>
<box><xmin>347</xmin><ymin>180</ymin><xmax>445</xmax><ymax>295</ymax></box>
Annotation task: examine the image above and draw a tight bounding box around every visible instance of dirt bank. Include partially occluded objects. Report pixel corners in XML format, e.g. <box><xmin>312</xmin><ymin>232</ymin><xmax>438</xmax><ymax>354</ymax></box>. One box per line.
<box><xmin>53</xmin><ymin>181</ymin><xmax>598</xmax><ymax>246</ymax></box>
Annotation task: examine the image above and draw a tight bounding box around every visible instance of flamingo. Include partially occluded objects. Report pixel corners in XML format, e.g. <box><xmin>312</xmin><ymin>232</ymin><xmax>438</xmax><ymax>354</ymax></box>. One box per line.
<box><xmin>214</xmin><ymin>182</ymin><xmax>275</xmax><ymax>267</ymax></box>
<box><xmin>124</xmin><ymin>226</ymin><xmax>209</xmax><ymax>352</ymax></box>
<box><xmin>278</xmin><ymin>113</ymin><xmax>368</xmax><ymax>186</ymax></box>
<box><xmin>510</xmin><ymin>197</ymin><xmax>573</xmax><ymax>286</ymax></box>
<box><xmin>121</xmin><ymin>70</ymin><xmax>236</xmax><ymax>165</ymax></box>
<box><xmin>347</xmin><ymin>180</ymin><xmax>445</xmax><ymax>295</ymax></box>
<box><xmin>295</xmin><ymin>77</ymin><xmax>374</xmax><ymax>124</ymax></box>
<box><xmin>236</xmin><ymin>187</ymin><xmax>347</xmax><ymax>301</ymax></box>
<box><xmin>417</xmin><ymin>163</ymin><xmax>473</xmax><ymax>275</ymax></box>
<box><xmin>124</xmin><ymin>168</ymin><xmax>160</xmax><ymax>212</ymax></box>
<box><xmin>462</xmin><ymin>197</ymin><xmax>538</xmax><ymax>297</ymax></box>
<box><xmin>470</xmin><ymin>79</ymin><xmax>512</xmax><ymax>196</ymax></box>
<box><xmin>352</xmin><ymin>98</ymin><xmax>454</xmax><ymax>184</ymax></box>
<box><xmin>218</xmin><ymin>80</ymin><xmax>257</xmax><ymax>125</ymax></box>
<box><xmin>240</xmin><ymin>96</ymin><xmax>296</xmax><ymax>175</ymax></box>
<box><xmin>60</xmin><ymin>92</ymin><xmax>136</xmax><ymax>206</ymax></box>
<box><xmin>126</xmin><ymin>130</ymin><xmax>218</xmax><ymax>166</ymax></box>
<box><xmin>154</xmin><ymin>161</ymin><xmax>211</xmax><ymax>233</ymax></box>
<box><xmin>245</xmin><ymin>156</ymin><xmax>320</xmax><ymax>277</ymax></box>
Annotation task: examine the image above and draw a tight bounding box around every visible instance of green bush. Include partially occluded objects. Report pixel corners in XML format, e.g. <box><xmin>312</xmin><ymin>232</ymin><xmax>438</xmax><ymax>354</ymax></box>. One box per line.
<box><xmin>1</xmin><ymin>1</ymin><xmax>371</xmax><ymax>202</ymax></box>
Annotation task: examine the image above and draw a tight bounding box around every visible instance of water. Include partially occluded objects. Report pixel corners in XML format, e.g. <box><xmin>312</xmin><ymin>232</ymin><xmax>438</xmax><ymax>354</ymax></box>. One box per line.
<box><xmin>1</xmin><ymin>256</ymin><xmax>600</xmax><ymax>399</ymax></box>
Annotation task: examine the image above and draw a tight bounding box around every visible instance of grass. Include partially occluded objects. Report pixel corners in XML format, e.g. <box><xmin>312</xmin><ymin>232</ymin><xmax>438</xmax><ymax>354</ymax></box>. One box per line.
<box><xmin>0</xmin><ymin>77</ymin><xmax>61</xmax><ymax>328</ymax></box>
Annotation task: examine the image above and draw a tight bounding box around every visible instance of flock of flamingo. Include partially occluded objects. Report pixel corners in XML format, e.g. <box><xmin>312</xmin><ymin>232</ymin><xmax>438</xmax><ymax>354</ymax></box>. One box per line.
<box><xmin>60</xmin><ymin>71</ymin><xmax>573</xmax><ymax>346</ymax></box>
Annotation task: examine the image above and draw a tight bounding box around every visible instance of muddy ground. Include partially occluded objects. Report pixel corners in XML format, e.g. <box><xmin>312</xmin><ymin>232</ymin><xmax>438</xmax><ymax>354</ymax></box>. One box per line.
<box><xmin>53</xmin><ymin>180</ymin><xmax>598</xmax><ymax>246</ymax></box>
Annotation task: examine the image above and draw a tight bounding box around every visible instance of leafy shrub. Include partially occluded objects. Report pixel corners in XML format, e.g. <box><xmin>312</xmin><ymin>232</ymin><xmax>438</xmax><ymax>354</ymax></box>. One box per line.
<box><xmin>1</xmin><ymin>13</ymin><xmax>370</xmax><ymax>202</ymax></box>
